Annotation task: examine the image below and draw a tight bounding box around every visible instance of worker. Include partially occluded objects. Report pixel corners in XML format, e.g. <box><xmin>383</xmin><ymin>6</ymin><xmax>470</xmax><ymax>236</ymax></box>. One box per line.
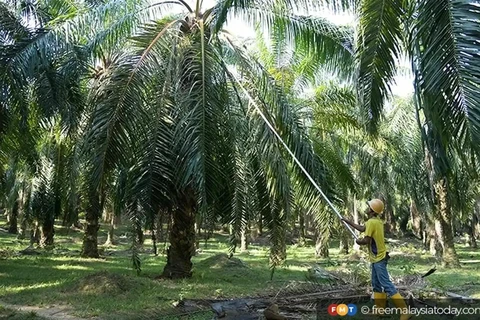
<box><xmin>342</xmin><ymin>199</ymin><xmax>411</xmax><ymax>320</ymax></box>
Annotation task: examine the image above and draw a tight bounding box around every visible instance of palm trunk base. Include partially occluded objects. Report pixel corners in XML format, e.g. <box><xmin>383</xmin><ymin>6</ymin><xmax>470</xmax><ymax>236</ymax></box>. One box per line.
<box><xmin>18</xmin><ymin>218</ymin><xmax>27</xmax><ymax>240</ymax></box>
<box><xmin>162</xmin><ymin>247</ymin><xmax>193</xmax><ymax>279</ymax></box>
<box><xmin>30</xmin><ymin>222</ymin><xmax>40</xmax><ymax>245</ymax></box>
<box><xmin>82</xmin><ymin>224</ymin><xmax>100</xmax><ymax>258</ymax></box>
<box><xmin>270</xmin><ymin>231</ymin><xmax>287</xmax><ymax>266</ymax></box>
<box><xmin>104</xmin><ymin>227</ymin><xmax>115</xmax><ymax>246</ymax></box>
<box><xmin>240</xmin><ymin>226</ymin><xmax>248</xmax><ymax>252</ymax></box>
<box><xmin>81</xmin><ymin>190</ymin><xmax>100</xmax><ymax>258</ymax></box>
<box><xmin>8</xmin><ymin>217</ymin><xmax>18</xmax><ymax>234</ymax></box>
<box><xmin>315</xmin><ymin>236</ymin><xmax>329</xmax><ymax>258</ymax></box>
<box><xmin>8</xmin><ymin>201</ymin><xmax>19</xmax><ymax>234</ymax></box>
<box><xmin>442</xmin><ymin>246</ymin><xmax>460</xmax><ymax>268</ymax></box>
<box><xmin>434</xmin><ymin>179</ymin><xmax>460</xmax><ymax>268</ymax></box>
<box><xmin>161</xmin><ymin>191</ymin><xmax>196</xmax><ymax>279</ymax></box>
<box><xmin>39</xmin><ymin>218</ymin><xmax>55</xmax><ymax>248</ymax></box>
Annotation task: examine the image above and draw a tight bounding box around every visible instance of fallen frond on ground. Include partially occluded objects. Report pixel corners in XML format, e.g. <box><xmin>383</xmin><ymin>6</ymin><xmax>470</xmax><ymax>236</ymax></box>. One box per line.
<box><xmin>153</xmin><ymin>268</ymin><xmax>478</xmax><ymax>320</ymax></box>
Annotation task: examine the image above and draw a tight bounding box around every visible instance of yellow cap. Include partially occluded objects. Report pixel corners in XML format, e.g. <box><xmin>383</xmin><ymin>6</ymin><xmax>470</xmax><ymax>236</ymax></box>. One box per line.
<box><xmin>367</xmin><ymin>199</ymin><xmax>384</xmax><ymax>214</ymax></box>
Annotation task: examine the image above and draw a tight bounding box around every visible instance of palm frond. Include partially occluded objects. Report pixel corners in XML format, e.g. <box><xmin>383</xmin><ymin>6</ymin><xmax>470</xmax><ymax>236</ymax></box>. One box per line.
<box><xmin>83</xmin><ymin>22</ymin><xmax>176</xmax><ymax>189</ymax></box>
<box><xmin>216</xmin><ymin>6</ymin><xmax>355</xmax><ymax>77</ymax></box>
<box><xmin>270</xmin><ymin>13</ymin><xmax>354</xmax><ymax>78</ymax></box>
<box><xmin>212</xmin><ymin>0</ymin><xmax>354</xmax><ymax>33</ymax></box>
<box><xmin>411</xmin><ymin>0</ymin><xmax>480</xmax><ymax>158</ymax></box>
<box><xmin>0</xmin><ymin>2</ymin><xmax>29</xmax><ymax>41</ymax></box>
<box><xmin>312</xmin><ymin>84</ymin><xmax>362</xmax><ymax>133</ymax></box>
<box><xmin>356</xmin><ymin>0</ymin><xmax>404</xmax><ymax>134</ymax></box>
<box><xmin>222</xmin><ymin>38</ymin><xmax>350</xmax><ymax>256</ymax></box>
<box><xmin>171</xmin><ymin>30</ymin><xmax>236</xmax><ymax>215</ymax></box>
<box><xmin>30</xmin><ymin>154</ymin><xmax>56</xmax><ymax>224</ymax></box>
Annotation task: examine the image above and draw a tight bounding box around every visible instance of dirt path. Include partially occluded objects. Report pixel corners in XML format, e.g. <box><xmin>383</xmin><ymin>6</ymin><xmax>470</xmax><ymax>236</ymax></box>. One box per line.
<box><xmin>0</xmin><ymin>300</ymin><xmax>87</xmax><ymax>320</ymax></box>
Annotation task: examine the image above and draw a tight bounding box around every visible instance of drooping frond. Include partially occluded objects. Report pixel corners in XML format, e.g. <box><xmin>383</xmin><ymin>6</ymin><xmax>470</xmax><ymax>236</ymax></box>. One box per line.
<box><xmin>411</xmin><ymin>0</ymin><xmax>480</xmax><ymax>160</ymax></box>
<box><xmin>356</xmin><ymin>0</ymin><xmax>404</xmax><ymax>134</ymax></box>
<box><xmin>312</xmin><ymin>84</ymin><xmax>361</xmax><ymax>133</ymax></box>
<box><xmin>171</xmin><ymin>30</ymin><xmax>237</xmax><ymax>214</ymax></box>
<box><xmin>224</xmin><ymin>38</ymin><xmax>340</xmax><ymax>218</ymax></box>
<box><xmin>211</xmin><ymin>2</ymin><xmax>354</xmax><ymax>76</ymax></box>
<box><xmin>0</xmin><ymin>2</ymin><xmax>29</xmax><ymax>41</ymax></box>
<box><xmin>212</xmin><ymin>0</ymin><xmax>355</xmax><ymax>33</ymax></box>
<box><xmin>270</xmin><ymin>13</ymin><xmax>354</xmax><ymax>78</ymax></box>
<box><xmin>62</xmin><ymin>141</ymin><xmax>82</xmax><ymax>226</ymax></box>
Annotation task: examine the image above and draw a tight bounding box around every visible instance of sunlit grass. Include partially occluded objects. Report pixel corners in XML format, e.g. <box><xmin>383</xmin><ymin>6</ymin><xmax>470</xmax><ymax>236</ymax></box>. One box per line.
<box><xmin>3</xmin><ymin>281</ymin><xmax>65</xmax><ymax>294</ymax></box>
<box><xmin>54</xmin><ymin>265</ymin><xmax>92</xmax><ymax>271</ymax></box>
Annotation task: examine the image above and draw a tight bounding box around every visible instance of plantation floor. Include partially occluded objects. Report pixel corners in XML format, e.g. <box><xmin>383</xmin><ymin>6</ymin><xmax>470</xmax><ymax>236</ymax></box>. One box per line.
<box><xmin>1</xmin><ymin>218</ymin><xmax>480</xmax><ymax>319</ymax></box>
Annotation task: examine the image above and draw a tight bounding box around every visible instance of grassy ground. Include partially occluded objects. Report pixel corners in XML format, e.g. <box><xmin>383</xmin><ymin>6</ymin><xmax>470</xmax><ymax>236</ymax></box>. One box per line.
<box><xmin>1</xmin><ymin>216</ymin><xmax>480</xmax><ymax>319</ymax></box>
<box><xmin>0</xmin><ymin>305</ymin><xmax>45</xmax><ymax>320</ymax></box>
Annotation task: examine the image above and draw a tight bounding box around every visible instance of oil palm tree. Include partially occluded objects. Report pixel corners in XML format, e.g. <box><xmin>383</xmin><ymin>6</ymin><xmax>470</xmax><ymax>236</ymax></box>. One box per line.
<box><xmin>355</xmin><ymin>0</ymin><xmax>480</xmax><ymax>266</ymax></box>
<box><xmin>0</xmin><ymin>0</ymin><xmax>87</xmax><ymax>246</ymax></box>
<box><xmin>80</xmin><ymin>0</ymin><xmax>360</xmax><ymax>277</ymax></box>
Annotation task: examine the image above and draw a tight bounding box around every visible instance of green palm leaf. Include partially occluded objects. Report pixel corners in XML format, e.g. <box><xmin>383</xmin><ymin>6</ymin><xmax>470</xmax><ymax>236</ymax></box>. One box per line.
<box><xmin>411</xmin><ymin>0</ymin><xmax>480</xmax><ymax>156</ymax></box>
<box><xmin>356</xmin><ymin>0</ymin><xmax>404</xmax><ymax>134</ymax></box>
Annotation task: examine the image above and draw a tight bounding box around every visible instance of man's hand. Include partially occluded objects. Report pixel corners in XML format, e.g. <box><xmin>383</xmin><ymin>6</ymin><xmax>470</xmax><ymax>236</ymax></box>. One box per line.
<box><xmin>355</xmin><ymin>236</ymin><xmax>371</xmax><ymax>245</ymax></box>
<box><xmin>341</xmin><ymin>218</ymin><xmax>366</xmax><ymax>233</ymax></box>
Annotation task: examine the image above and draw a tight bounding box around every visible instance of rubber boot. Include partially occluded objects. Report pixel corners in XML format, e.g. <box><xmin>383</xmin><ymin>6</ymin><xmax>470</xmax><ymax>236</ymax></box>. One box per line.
<box><xmin>374</xmin><ymin>292</ymin><xmax>387</xmax><ymax>315</ymax></box>
<box><xmin>391</xmin><ymin>293</ymin><xmax>412</xmax><ymax>320</ymax></box>
<box><xmin>364</xmin><ymin>292</ymin><xmax>388</xmax><ymax>316</ymax></box>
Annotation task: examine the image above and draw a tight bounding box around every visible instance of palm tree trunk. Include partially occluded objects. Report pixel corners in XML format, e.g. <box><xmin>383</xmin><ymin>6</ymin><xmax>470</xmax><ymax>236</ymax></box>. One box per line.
<box><xmin>257</xmin><ymin>214</ymin><xmax>263</xmax><ymax>236</ymax></box>
<box><xmin>18</xmin><ymin>216</ymin><xmax>27</xmax><ymax>239</ymax></box>
<box><xmin>30</xmin><ymin>221</ymin><xmax>40</xmax><ymax>245</ymax></box>
<box><xmin>315</xmin><ymin>229</ymin><xmax>329</xmax><ymax>258</ymax></box>
<box><xmin>81</xmin><ymin>189</ymin><xmax>100</xmax><ymax>258</ymax></box>
<box><xmin>135</xmin><ymin>222</ymin><xmax>144</xmax><ymax>246</ymax></box>
<box><xmin>40</xmin><ymin>215</ymin><xmax>55</xmax><ymax>248</ymax></box>
<box><xmin>157</xmin><ymin>210</ymin><xmax>165</xmax><ymax>247</ymax></box>
<box><xmin>161</xmin><ymin>189</ymin><xmax>196</xmax><ymax>279</ymax></box>
<box><xmin>270</xmin><ymin>234</ymin><xmax>287</xmax><ymax>266</ymax></box>
<box><xmin>249</xmin><ymin>221</ymin><xmax>258</xmax><ymax>242</ymax></box>
<box><xmin>434</xmin><ymin>178</ymin><xmax>460</xmax><ymax>267</ymax></box>
<box><xmin>18</xmin><ymin>189</ymin><xmax>28</xmax><ymax>239</ymax></box>
<box><xmin>389</xmin><ymin>207</ymin><xmax>397</xmax><ymax>234</ymax></box>
<box><xmin>427</xmin><ymin>219</ymin><xmax>437</xmax><ymax>255</ymax></box>
<box><xmin>305</xmin><ymin>213</ymin><xmax>311</xmax><ymax>233</ymax></box>
<box><xmin>240</xmin><ymin>223</ymin><xmax>247</xmax><ymax>251</ymax></box>
<box><xmin>62</xmin><ymin>209</ymin><xmax>68</xmax><ymax>226</ymax></box>
<box><xmin>410</xmin><ymin>199</ymin><xmax>422</xmax><ymax>239</ymax></box>
<box><xmin>299</xmin><ymin>211</ymin><xmax>306</xmax><ymax>246</ymax></box>
<box><xmin>469</xmin><ymin>215</ymin><xmax>477</xmax><ymax>248</ymax></box>
<box><xmin>7</xmin><ymin>200</ymin><xmax>19</xmax><ymax>234</ymax></box>
<box><xmin>384</xmin><ymin>199</ymin><xmax>396</xmax><ymax>235</ymax></box>
<box><xmin>269</xmin><ymin>208</ymin><xmax>287</xmax><ymax>266</ymax></box>
<box><xmin>339</xmin><ymin>208</ymin><xmax>349</xmax><ymax>254</ymax></box>
<box><xmin>472</xmin><ymin>199</ymin><xmax>480</xmax><ymax>248</ymax></box>
<box><xmin>162</xmin><ymin>213</ymin><xmax>171</xmax><ymax>254</ymax></box>
<box><xmin>194</xmin><ymin>218</ymin><xmax>201</xmax><ymax>251</ymax></box>
<box><xmin>104</xmin><ymin>212</ymin><xmax>116</xmax><ymax>246</ymax></box>
<box><xmin>339</xmin><ymin>234</ymin><xmax>349</xmax><ymax>255</ymax></box>
<box><xmin>152</xmin><ymin>216</ymin><xmax>158</xmax><ymax>256</ymax></box>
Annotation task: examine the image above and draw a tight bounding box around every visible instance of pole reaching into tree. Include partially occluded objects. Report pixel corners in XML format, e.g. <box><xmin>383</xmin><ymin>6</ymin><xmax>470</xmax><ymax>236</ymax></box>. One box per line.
<box><xmin>232</xmin><ymin>72</ymin><xmax>358</xmax><ymax>240</ymax></box>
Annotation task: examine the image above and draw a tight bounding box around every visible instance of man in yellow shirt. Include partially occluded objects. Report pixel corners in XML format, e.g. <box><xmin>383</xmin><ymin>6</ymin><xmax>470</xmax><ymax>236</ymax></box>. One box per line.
<box><xmin>342</xmin><ymin>199</ymin><xmax>411</xmax><ymax>320</ymax></box>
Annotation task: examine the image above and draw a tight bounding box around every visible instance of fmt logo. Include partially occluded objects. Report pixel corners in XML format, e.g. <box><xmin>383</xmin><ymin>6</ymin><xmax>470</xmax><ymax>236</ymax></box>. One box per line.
<box><xmin>327</xmin><ymin>304</ymin><xmax>357</xmax><ymax>316</ymax></box>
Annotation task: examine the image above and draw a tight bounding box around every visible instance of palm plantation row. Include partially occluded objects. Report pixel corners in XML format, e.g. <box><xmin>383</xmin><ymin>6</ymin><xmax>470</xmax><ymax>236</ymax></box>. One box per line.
<box><xmin>1</xmin><ymin>0</ymin><xmax>480</xmax><ymax>278</ymax></box>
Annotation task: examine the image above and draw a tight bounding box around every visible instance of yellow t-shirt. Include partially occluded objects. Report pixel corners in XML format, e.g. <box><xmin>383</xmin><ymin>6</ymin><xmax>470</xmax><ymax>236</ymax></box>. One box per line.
<box><xmin>364</xmin><ymin>217</ymin><xmax>387</xmax><ymax>263</ymax></box>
